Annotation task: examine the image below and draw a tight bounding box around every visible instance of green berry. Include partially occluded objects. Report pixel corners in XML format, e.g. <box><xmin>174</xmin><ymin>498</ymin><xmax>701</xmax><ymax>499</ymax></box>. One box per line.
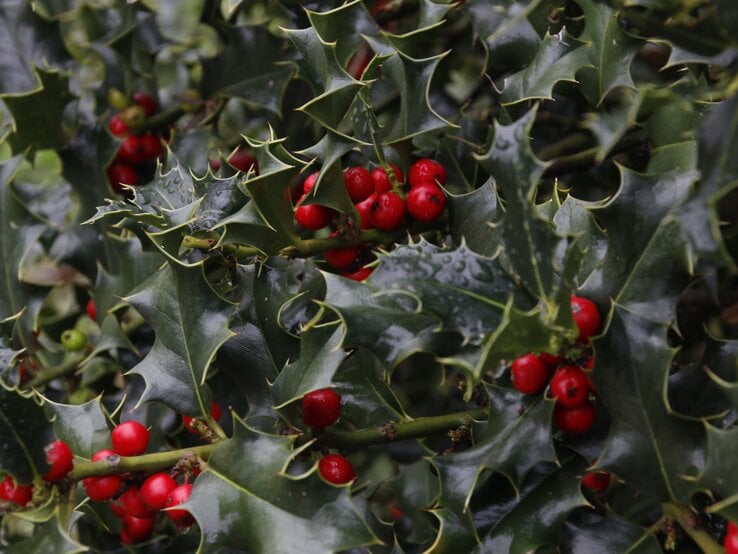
<box><xmin>61</xmin><ymin>329</ymin><xmax>86</xmax><ymax>351</ymax></box>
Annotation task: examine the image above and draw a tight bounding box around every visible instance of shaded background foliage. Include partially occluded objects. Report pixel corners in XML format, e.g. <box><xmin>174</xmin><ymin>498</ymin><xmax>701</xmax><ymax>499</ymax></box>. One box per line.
<box><xmin>0</xmin><ymin>0</ymin><xmax>737</xmax><ymax>552</ymax></box>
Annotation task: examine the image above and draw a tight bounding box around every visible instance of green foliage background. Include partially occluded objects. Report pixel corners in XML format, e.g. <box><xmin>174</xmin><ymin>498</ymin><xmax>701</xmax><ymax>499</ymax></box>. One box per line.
<box><xmin>0</xmin><ymin>0</ymin><xmax>737</xmax><ymax>552</ymax></box>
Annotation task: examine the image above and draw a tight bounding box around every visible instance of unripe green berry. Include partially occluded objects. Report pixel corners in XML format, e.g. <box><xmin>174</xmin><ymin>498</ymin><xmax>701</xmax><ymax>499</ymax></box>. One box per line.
<box><xmin>119</xmin><ymin>105</ymin><xmax>146</xmax><ymax>129</ymax></box>
<box><xmin>61</xmin><ymin>329</ymin><xmax>86</xmax><ymax>351</ymax></box>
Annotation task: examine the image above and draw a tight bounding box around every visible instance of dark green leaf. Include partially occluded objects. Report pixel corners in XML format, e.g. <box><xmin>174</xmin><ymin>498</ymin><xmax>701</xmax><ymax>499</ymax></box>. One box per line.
<box><xmin>125</xmin><ymin>263</ymin><xmax>235</xmax><ymax>415</ymax></box>
<box><xmin>5</xmin><ymin>512</ymin><xmax>87</xmax><ymax>554</ymax></box>
<box><xmin>476</xmin><ymin>108</ymin><xmax>564</xmax><ymax>302</ymax></box>
<box><xmin>0</xmin><ymin>0</ymin><xmax>69</xmax><ymax>95</ymax></box>
<box><xmin>272</xmin><ymin>321</ymin><xmax>345</xmax><ymax>408</ymax></box>
<box><xmin>593</xmin><ymin>306</ymin><xmax>704</xmax><ymax>503</ymax></box>
<box><xmin>433</xmin><ymin>388</ymin><xmax>556</xmax><ymax>541</ymax></box>
<box><xmin>187</xmin><ymin>421</ymin><xmax>379</xmax><ymax>553</ymax></box>
<box><xmin>0</xmin><ymin>386</ymin><xmax>54</xmax><ymax>483</ymax></box>
<box><xmin>45</xmin><ymin>397</ymin><xmax>110</xmax><ymax>458</ymax></box>
<box><xmin>500</xmin><ymin>32</ymin><xmax>590</xmax><ymax>106</ymax></box>
<box><xmin>4</xmin><ymin>70</ymin><xmax>74</xmax><ymax>153</ymax></box>
<box><xmin>562</xmin><ymin>509</ymin><xmax>662</xmax><ymax>554</ymax></box>
<box><xmin>447</xmin><ymin>178</ymin><xmax>500</xmax><ymax>257</ymax></box>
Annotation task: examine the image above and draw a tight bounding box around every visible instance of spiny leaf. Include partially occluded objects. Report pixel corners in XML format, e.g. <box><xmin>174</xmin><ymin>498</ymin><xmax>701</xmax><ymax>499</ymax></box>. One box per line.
<box><xmin>476</xmin><ymin>108</ymin><xmax>564</xmax><ymax>302</ymax></box>
<box><xmin>4</xmin><ymin>70</ymin><xmax>74</xmax><ymax>153</ymax></box>
<box><xmin>272</xmin><ymin>321</ymin><xmax>346</xmax><ymax>408</ymax></box>
<box><xmin>0</xmin><ymin>156</ymin><xmax>45</xmax><ymax>323</ymax></box>
<box><xmin>305</xmin><ymin>0</ymin><xmax>380</xmax><ymax>66</ymax></box>
<box><xmin>125</xmin><ymin>263</ymin><xmax>235</xmax><ymax>415</ymax></box>
<box><xmin>562</xmin><ymin>508</ymin><xmax>662</xmax><ymax>553</ymax></box>
<box><xmin>433</xmin><ymin>388</ymin><xmax>556</xmax><ymax>542</ymax></box>
<box><xmin>593</xmin><ymin>306</ymin><xmax>704</xmax><ymax>504</ymax></box>
<box><xmin>584</xmin><ymin>88</ymin><xmax>644</xmax><ymax>162</ymax></box>
<box><xmin>200</xmin><ymin>25</ymin><xmax>296</xmax><ymax>116</ymax></box>
<box><xmin>500</xmin><ymin>31</ymin><xmax>590</xmax><ymax>106</ymax></box>
<box><xmin>447</xmin><ymin>178</ymin><xmax>500</xmax><ymax>257</ymax></box>
<box><xmin>187</xmin><ymin>420</ymin><xmax>379</xmax><ymax>553</ymax></box>
<box><xmin>582</xmin><ymin>166</ymin><xmax>697</xmax><ymax>318</ymax></box>
<box><xmin>333</xmin><ymin>349</ymin><xmax>406</xmax><ymax>430</ymax></box>
<box><xmin>5</xmin><ymin>512</ymin><xmax>88</xmax><ymax>554</ymax></box>
<box><xmin>477</xmin><ymin>458</ymin><xmax>589</xmax><ymax>552</ymax></box>
<box><xmin>0</xmin><ymin>386</ymin><xmax>54</xmax><ymax>483</ymax></box>
<box><xmin>0</xmin><ymin>0</ymin><xmax>69</xmax><ymax>95</ymax></box>
<box><xmin>576</xmin><ymin>0</ymin><xmax>642</xmax><ymax>104</ymax></box>
<box><xmin>44</xmin><ymin>397</ymin><xmax>110</xmax><ymax>459</ymax></box>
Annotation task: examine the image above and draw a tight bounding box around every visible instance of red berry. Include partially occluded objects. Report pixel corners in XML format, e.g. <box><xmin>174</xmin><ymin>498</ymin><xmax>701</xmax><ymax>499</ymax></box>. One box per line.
<box><xmin>120</xmin><ymin>486</ymin><xmax>154</xmax><ymax>518</ymax></box>
<box><xmin>86</xmin><ymin>298</ymin><xmax>97</xmax><ymax>320</ymax></box>
<box><xmin>209</xmin><ymin>158</ymin><xmax>222</xmax><ymax>171</ymax></box>
<box><xmin>344</xmin><ymin>166</ymin><xmax>375</xmax><ymax>202</ymax></box>
<box><xmin>408</xmin><ymin>158</ymin><xmax>446</xmax><ymax>187</ymax></box>
<box><xmin>369</xmin><ymin>191</ymin><xmax>406</xmax><ymax>231</ymax></box>
<box><xmin>92</xmin><ymin>449</ymin><xmax>116</xmax><ymax>462</ymax></box>
<box><xmin>108</xmin><ymin>114</ymin><xmax>129</xmax><ymax>137</ymax></box>
<box><xmin>581</xmin><ymin>471</ymin><xmax>610</xmax><ymax>493</ymax></box>
<box><xmin>110</xmin><ymin>501</ymin><xmax>126</xmax><ymax>518</ymax></box>
<box><xmin>539</xmin><ymin>352</ymin><xmax>562</xmax><ymax>366</ymax></box>
<box><xmin>112</xmin><ymin>421</ymin><xmax>150</xmax><ymax>456</ymax></box>
<box><xmin>571</xmin><ymin>295</ymin><xmax>601</xmax><ymax>341</ymax></box>
<box><xmin>303</xmin><ymin>172</ymin><xmax>320</xmax><ymax>194</ymax></box>
<box><xmin>116</xmin><ymin>136</ymin><xmax>147</xmax><ymax>165</ymax></box>
<box><xmin>165</xmin><ymin>484</ymin><xmax>195</xmax><ymax>527</ymax></box>
<box><xmin>729</xmin><ymin>521</ymin><xmax>738</xmax><ymax>537</ymax></box>
<box><xmin>319</xmin><ymin>453</ymin><xmax>356</xmax><ymax>484</ymax></box>
<box><xmin>550</xmin><ymin>366</ymin><xmax>590</xmax><ymax>408</ymax></box>
<box><xmin>83</xmin><ymin>475</ymin><xmax>122</xmax><ymax>502</ymax></box>
<box><xmin>406</xmin><ymin>182</ymin><xmax>446</xmax><ymax>222</ymax></box>
<box><xmin>302</xmin><ymin>388</ymin><xmax>342</xmax><ymax>430</ymax></box>
<box><xmin>0</xmin><ymin>475</ymin><xmax>32</xmax><ymax>507</ymax></box>
<box><xmin>228</xmin><ymin>149</ymin><xmax>258</xmax><ymax>173</ymax></box>
<box><xmin>182</xmin><ymin>401</ymin><xmax>223</xmax><ymax>435</ymax></box>
<box><xmin>140</xmin><ymin>472</ymin><xmax>178</xmax><ymax>512</ymax></box>
<box><xmin>510</xmin><ymin>354</ymin><xmax>549</xmax><ymax>395</ymax></box>
<box><xmin>371</xmin><ymin>164</ymin><xmax>404</xmax><ymax>193</ymax></box>
<box><xmin>324</xmin><ymin>244</ymin><xmax>360</xmax><ymax>270</ymax></box>
<box><xmin>354</xmin><ymin>193</ymin><xmax>376</xmax><ymax>230</ymax></box>
<box><xmin>43</xmin><ymin>440</ymin><xmax>74</xmax><ymax>483</ymax></box>
<box><xmin>343</xmin><ymin>266</ymin><xmax>373</xmax><ymax>281</ymax></box>
<box><xmin>121</xmin><ymin>513</ymin><xmax>155</xmax><ymax>543</ymax></box>
<box><xmin>107</xmin><ymin>162</ymin><xmax>139</xmax><ymax>194</ymax></box>
<box><xmin>726</xmin><ymin>532</ymin><xmax>738</xmax><ymax>554</ymax></box>
<box><xmin>584</xmin><ymin>356</ymin><xmax>594</xmax><ymax>370</ymax></box>
<box><xmin>140</xmin><ymin>134</ymin><xmax>163</xmax><ymax>160</ymax></box>
<box><xmin>553</xmin><ymin>401</ymin><xmax>596</xmax><ymax>434</ymax></box>
<box><xmin>295</xmin><ymin>202</ymin><xmax>331</xmax><ymax>230</ymax></box>
<box><xmin>132</xmin><ymin>92</ymin><xmax>158</xmax><ymax>117</ymax></box>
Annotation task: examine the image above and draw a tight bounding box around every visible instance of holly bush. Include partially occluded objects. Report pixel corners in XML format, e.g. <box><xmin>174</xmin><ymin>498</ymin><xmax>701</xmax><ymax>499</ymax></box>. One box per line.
<box><xmin>1</xmin><ymin>0</ymin><xmax>738</xmax><ymax>552</ymax></box>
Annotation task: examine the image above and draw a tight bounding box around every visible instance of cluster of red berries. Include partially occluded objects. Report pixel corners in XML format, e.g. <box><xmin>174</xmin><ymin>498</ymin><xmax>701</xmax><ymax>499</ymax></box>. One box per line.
<box><xmin>83</xmin><ymin>421</ymin><xmax>194</xmax><ymax>543</ymax></box>
<box><xmin>295</xmin><ymin>159</ymin><xmax>448</xmax><ymax>280</ymax></box>
<box><xmin>581</xmin><ymin>470</ymin><xmax>611</xmax><ymax>493</ymax></box>
<box><xmin>0</xmin><ymin>440</ymin><xmax>74</xmax><ymax>508</ymax></box>
<box><xmin>301</xmin><ymin>389</ymin><xmax>356</xmax><ymax>485</ymax></box>
<box><xmin>106</xmin><ymin>92</ymin><xmax>166</xmax><ymax>195</ymax></box>
<box><xmin>509</xmin><ymin>295</ymin><xmax>602</xmax><ymax>434</ymax></box>
<box><xmin>725</xmin><ymin>520</ymin><xmax>738</xmax><ymax>553</ymax></box>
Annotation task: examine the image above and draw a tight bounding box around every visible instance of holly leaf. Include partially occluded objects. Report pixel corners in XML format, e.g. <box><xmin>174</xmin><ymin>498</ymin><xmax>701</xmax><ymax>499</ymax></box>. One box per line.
<box><xmin>0</xmin><ymin>386</ymin><xmax>54</xmax><ymax>483</ymax></box>
<box><xmin>5</xmin><ymin>512</ymin><xmax>87</xmax><ymax>554</ymax></box>
<box><xmin>582</xmin><ymin>166</ymin><xmax>697</xmax><ymax>320</ymax></box>
<box><xmin>476</xmin><ymin>108</ymin><xmax>565</xmax><ymax>302</ymax></box>
<box><xmin>333</xmin><ymin>349</ymin><xmax>406</xmax><ymax>429</ymax></box>
<box><xmin>45</xmin><ymin>397</ymin><xmax>110</xmax><ymax>458</ymax></box>
<box><xmin>447</xmin><ymin>178</ymin><xmax>501</xmax><ymax>257</ymax></box>
<box><xmin>432</xmin><ymin>388</ymin><xmax>556</xmax><ymax>542</ymax></box>
<box><xmin>466</xmin><ymin>0</ymin><xmax>544</xmax><ymax>48</ymax></box>
<box><xmin>500</xmin><ymin>32</ymin><xmax>590</xmax><ymax>106</ymax></box>
<box><xmin>4</xmin><ymin>69</ymin><xmax>74</xmax><ymax>153</ymax></box>
<box><xmin>593</xmin><ymin>306</ymin><xmax>704</xmax><ymax>504</ymax></box>
<box><xmin>0</xmin><ymin>0</ymin><xmax>69</xmax><ymax>95</ymax></box>
<box><xmin>562</xmin><ymin>508</ymin><xmax>662</xmax><ymax>553</ymax></box>
<box><xmin>187</xmin><ymin>420</ymin><xmax>379</xmax><ymax>553</ymax></box>
<box><xmin>124</xmin><ymin>262</ymin><xmax>235</xmax><ymax>415</ymax></box>
<box><xmin>475</xmin><ymin>459</ymin><xmax>588</xmax><ymax>552</ymax></box>
<box><xmin>576</xmin><ymin>0</ymin><xmax>642</xmax><ymax>104</ymax></box>
<box><xmin>699</xmin><ymin>424</ymin><xmax>738</xmax><ymax>519</ymax></box>
<box><xmin>306</xmin><ymin>0</ymin><xmax>380</xmax><ymax>66</ymax></box>
<box><xmin>584</xmin><ymin>88</ymin><xmax>644</xmax><ymax>162</ymax></box>
<box><xmin>200</xmin><ymin>25</ymin><xmax>296</xmax><ymax>115</ymax></box>
<box><xmin>1</xmin><ymin>156</ymin><xmax>45</xmax><ymax>323</ymax></box>
<box><xmin>272</xmin><ymin>321</ymin><xmax>346</xmax><ymax>408</ymax></box>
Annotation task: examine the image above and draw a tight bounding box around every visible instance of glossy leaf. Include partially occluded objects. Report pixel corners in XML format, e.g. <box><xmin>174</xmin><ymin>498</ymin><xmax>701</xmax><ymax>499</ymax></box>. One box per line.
<box><xmin>45</xmin><ymin>397</ymin><xmax>110</xmax><ymax>458</ymax></box>
<box><xmin>187</xmin><ymin>420</ymin><xmax>379</xmax><ymax>552</ymax></box>
<box><xmin>593</xmin><ymin>306</ymin><xmax>704</xmax><ymax>503</ymax></box>
<box><xmin>0</xmin><ymin>386</ymin><xmax>54</xmax><ymax>483</ymax></box>
<box><xmin>125</xmin><ymin>263</ymin><xmax>235</xmax><ymax>415</ymax></box>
